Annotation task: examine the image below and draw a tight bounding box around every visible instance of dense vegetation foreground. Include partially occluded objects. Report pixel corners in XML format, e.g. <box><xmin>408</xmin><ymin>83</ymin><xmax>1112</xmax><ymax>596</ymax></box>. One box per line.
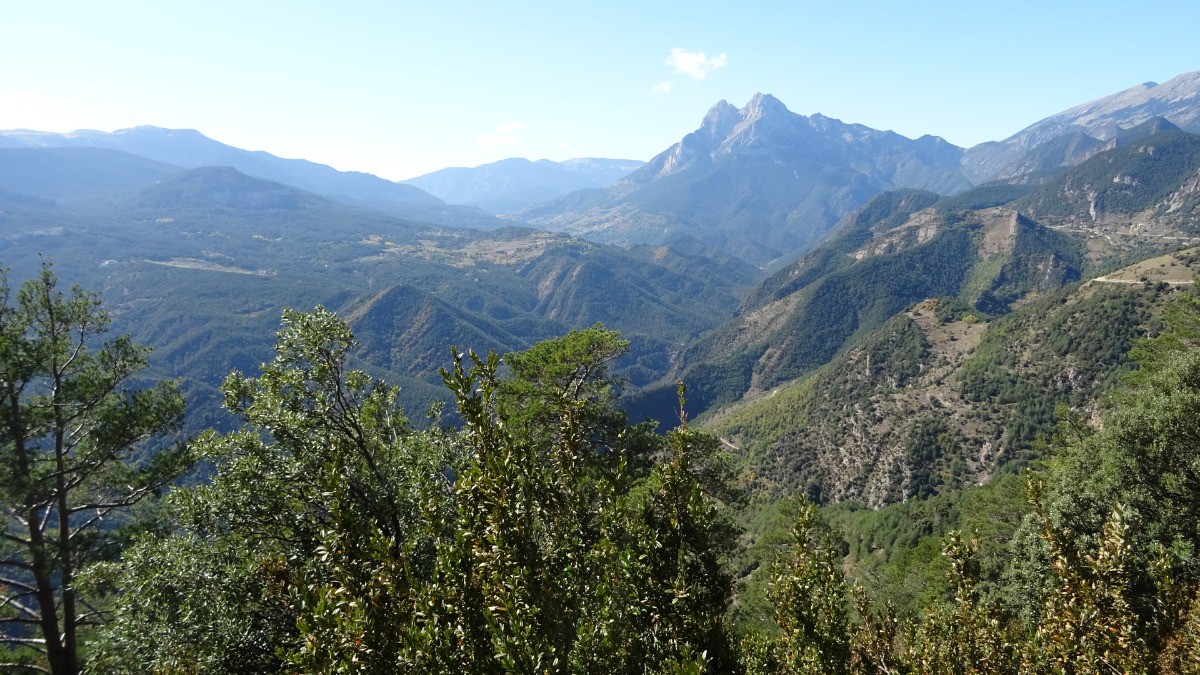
<box><xmin>6</xmin><ymin>266</ymin><xmax>1200</xmax><ymax>673</ymax></box>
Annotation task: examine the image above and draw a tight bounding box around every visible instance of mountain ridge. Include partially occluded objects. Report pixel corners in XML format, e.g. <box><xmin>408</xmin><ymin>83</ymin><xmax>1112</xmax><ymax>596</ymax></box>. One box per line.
<box><xmin>403</xmin><ymin>156</ymin><xmax>643</xmax><ymax>213</ymax></box>
<box><xmin>961</xmin><ymin>70</ymin><xmax>1200</xmax><ymax>183</ymax></box>
<box><xmin>522</xmin><ymin>93</ymin><xmax>971</xmax><ymax>267</ymax></box>
<box><xmin>0</xmin><ymin>126</ymin><xmax>533</xmax><ymax>231</ymax></box>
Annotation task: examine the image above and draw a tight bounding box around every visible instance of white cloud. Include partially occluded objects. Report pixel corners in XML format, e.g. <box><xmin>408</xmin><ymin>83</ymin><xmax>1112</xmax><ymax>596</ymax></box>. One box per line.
<box><xmin>476</xmin><ymin>120</ymin><xmax>527</xmax><ymax>149</ymax></box>
<box><xmin>666</xmin><ymin>48</ymin><xmax>727</xmax><ymax>80</ymax></box>
<box><xmin>652</xmin><ymin>81</ymin><xmax>673</xmax><ymax>95</ymax></box>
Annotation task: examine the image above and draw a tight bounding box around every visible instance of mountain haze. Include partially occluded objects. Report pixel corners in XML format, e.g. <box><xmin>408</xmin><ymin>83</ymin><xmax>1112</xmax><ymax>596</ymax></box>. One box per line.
<box><xmin>6</xmin><ymin>73</ymin><xmax>1200</xmax><ymax>491</ymax></box>
<box><xmin>0</xmin><ymin>151</ymin><xmax>753</xmax><ymax>430</ymax></box>
<box><xmin>403</xmin><ymin>157</ymin><xmax>643</xmax><ymax>213</ymax></box>
<box><xmin>0</xmin><ymin>147</ymin><xmax>180</xmax><ymax>201</ymax></box>
<box><xmin>0</xmin><ymin>126</ymin><xmax>510</xmax><ymax>230</ymax></box>
<box><xmin>522</xmin><ymin>93</ymin><xmax>971</xmax><ymax>267</ymax></box>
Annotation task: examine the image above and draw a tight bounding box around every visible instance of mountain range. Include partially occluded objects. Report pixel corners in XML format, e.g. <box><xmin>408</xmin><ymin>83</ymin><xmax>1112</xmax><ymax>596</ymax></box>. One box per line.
<box><xmin>402</xmin><ymin>157</ymin><xmax>643</xmax><ymax>213</ymax></box>
<box><xmin>0</xmin><ymin>151</ymin><xmax>755</xmax><ymax>430</ymax></box>
<box><xmin>515</xmin><ymin>74</ymin><xmax>1200</xmax><ymax>270</ymax></box>
<box><xmin>962</xmin><ymin>71</ymin><xmax>1200</xmax><ymax>182</ymax></box>
<box><xmin>668</xmin><ymin>120</ymin><xmax>1200</xmax><ymax>504</ymax></box>
<box><xmin>4</xmin><ymin>70</ymin><xmax>1200</xmax><ymax>506</ymax></box>
<box><xmin>519</xmin><ymin>93</ymin><xmax>972</xmax><ymax>268</ymax></box>
<box><xmin>0</xmin><ymin>125</ymin><xmax>511</xmax><ymax>230</ymax></box>
<box><xmin>8</xmin><ymin>71</ymin><xmax>1200</xmax><ymax>270</ymax></box>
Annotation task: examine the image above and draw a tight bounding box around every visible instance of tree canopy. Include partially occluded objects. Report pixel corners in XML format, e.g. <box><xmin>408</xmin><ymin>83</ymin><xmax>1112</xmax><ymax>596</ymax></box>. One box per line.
<box><xmin>0</xmin><ymin>265</ymin><xmax>187</xmax><ymax>674</ymax></box>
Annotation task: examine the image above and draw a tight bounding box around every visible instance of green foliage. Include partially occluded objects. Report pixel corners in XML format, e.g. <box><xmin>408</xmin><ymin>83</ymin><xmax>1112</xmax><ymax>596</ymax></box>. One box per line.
<box><xmin>769</xmin><ymin>227</ymin><xmax>977</xmax><ymax>387</ymax></box>
<box><xmin>1024</xmin><ymin>129</ymin><xmax>1200</xmax><ymax>219</ymax></box>
<box><xmin>732</xmin><ymin>286</ymin><xmax>1200</xmax><ymax>669</ymax></box>
<box><xmin>661</xmin><ymin>193</ymin><xmax>1085</xmax><ymax>433</ymax></box>
<box><xmin>901</xmin><ymin>533</ymin><xmax>1018</xmax><ymax>673</ymax></box>
<box><xmin>813</xmin><ymin>473</ymin><xmax>1029</xmax><ymax>619</ymax></box>
<box><xmin>92</xmin><ymin>307</ymin><xmax>446</xmax><ymax>671</ymax></box>
<box><xmin>1129</xmin><ymin>289</ymin><xmax>1200</xmax><ymax>376</ymax></box>
<box><xmin>932</xmin><ymin>183</ymin><xmax>1033</xmax><ymax>214</ymax></box>
<box><xmin>500</xmin><ymin>322</ymin><xmax>633</xmax><ymax>450</ymax></box>
<box><xmin>0</xmin><ymin>264</ymin><xmax>187</xmax><ymax>674</ymax></box>
<box><xmin>966</xmin><ymin>214</ymin><xmax>1083</xmax><ymax>314</ymax></box>
<box><xmin>73</xmin><ymin>249</ymin><xmax>1200</xmax><ymax>672</ymax></box>
<box><xmin>1025</xmin><ymin>483</ymin><xmax>1150</xmax><ymax>673</ymax></box>
<box><xmin>94</xmin><ymin>314</ymin><xmax>743</xmax><ymax>673</ymax></box>
<box><xmin>931</xmin><ymin>295</ymin><xmax>980</xmax><ymax>324</ymax></box>
<box><xmin>752</xmin><ymin>502</ymin><xmax>852</xmax><ymax>674</ymax></box>
<box><xmin>958</xmin><ymin>285</ymin><xmax>1154</xmax><ymax>458</ymax></box>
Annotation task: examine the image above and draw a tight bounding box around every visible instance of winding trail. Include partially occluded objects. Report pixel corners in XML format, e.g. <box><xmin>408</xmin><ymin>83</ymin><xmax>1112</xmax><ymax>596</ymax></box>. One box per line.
<box><xmin>1092</xmin><ymin>277</ymin><xmax>1195</xmax><ymax>285</ymax></box>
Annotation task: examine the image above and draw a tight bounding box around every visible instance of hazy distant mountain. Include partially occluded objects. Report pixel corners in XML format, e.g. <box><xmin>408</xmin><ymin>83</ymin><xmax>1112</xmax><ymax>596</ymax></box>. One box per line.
<box><xmin>0</xmin><ymin>153</ymin><xmax>756</xmax><ymax>430</ymax></box>
<box><xmin>0</xmin><ymin>147</ymin><xmax>180</xmax><ymax>201</ymax></box>
<box><xmin>135</xmin><ymin>166</ymin><xmax>332</xmax><ymax>212</ymax></box>
<box><xmin>403</xmin><ymin>157</ymin><xmax>643</xmax><ymax>213</ymax></box>
<box><xmin>0</xmin><ymin>126</ymin><xmax>526</xmax><ymax>230</ymax></box>
<box><xmin>0</xmin><ymin>126</ymin><xmax>437</xmax><ymax>204</ymax></box>
<box><xmin>962</xmin><ymin>71</ymin><xmax>1200</xmax><ymax>183</ymax></box>
<box><xmin>521</xmin><ymin>93</ymin><xmax>971</xmax><ymax>267</ymax></box>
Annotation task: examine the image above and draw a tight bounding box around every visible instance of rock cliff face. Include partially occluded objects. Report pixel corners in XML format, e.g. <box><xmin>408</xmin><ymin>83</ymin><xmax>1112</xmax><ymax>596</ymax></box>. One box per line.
<box><xmin>523</xmin><ymin>93</ymin><xmax>970</xmax><ymax>267</ymax></box>
<box><xmin>630</xmin><ymin>93</ymin><xmax>969</xmax><ymax>191</ymax></box>
<box><xmin>962</xmin><ymin>71</ymin><xmax>1200</xmax><ymax>183</ymax></box>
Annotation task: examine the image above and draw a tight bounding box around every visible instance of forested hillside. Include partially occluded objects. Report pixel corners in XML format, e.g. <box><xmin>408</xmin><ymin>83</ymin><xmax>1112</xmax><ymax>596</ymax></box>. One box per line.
<box><xmin>708</xmin><ymin>275</ymin><xmax>1176</xmax><ymax>506</ymax></box>
<box><xmin>627</xmin><ymin>126</ymin><xmax>1200</xmax><ymax>433</ymax></box>
<box><xmin>0</xmin><ymin>154</ymin><xmax>756</xmax><ymax>431</ymax></box>
<box><xmin>628</xmin><ymin>188</ymin><xmax>1087</xmax><ymax>426</ymax></box>
<box><xmin>7</xmin><ymin>270</ymin><xmax>1200</xmax><ymax>672</ymax></box>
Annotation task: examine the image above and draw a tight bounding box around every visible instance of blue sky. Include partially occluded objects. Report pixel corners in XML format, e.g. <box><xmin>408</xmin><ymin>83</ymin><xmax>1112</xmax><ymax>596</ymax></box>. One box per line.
<box><xmin>2</xmin><ymin>1</ymin><xmax>1197</xmax><ymax>180</ymax></box>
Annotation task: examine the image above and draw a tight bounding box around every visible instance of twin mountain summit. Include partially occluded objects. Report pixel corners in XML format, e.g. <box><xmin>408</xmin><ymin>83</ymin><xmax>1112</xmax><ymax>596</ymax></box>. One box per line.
<box><xmin>3</xmin><ymin>71</ymin><xmax>1200</xmax><ymax>503</ymax></box>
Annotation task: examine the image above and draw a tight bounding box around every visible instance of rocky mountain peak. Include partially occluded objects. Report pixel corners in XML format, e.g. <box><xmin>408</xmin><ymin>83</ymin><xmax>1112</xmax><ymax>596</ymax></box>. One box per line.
<box><xmin>655</xmin><ymin>94</ymin><xmax>800</xmax><ymax>175</ymax></box>
<box><xmin>698</xmin><ymin>99</ymin><xmax>742</xmax><ymax>143</ymax></box>
<box><xmin>741</xmin><ymin>92</ymin><xmax>789</xmax><ymax>120</ymax></box>
<box><xmin>726</xmin><ymin>93</ymin><xmax>797</xmax><ymax>147</ymax></box>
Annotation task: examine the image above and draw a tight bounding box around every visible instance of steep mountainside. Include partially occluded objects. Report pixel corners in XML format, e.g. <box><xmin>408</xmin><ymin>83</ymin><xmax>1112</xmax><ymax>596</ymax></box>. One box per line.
<box><xmin>705</xmin><ymin>257</ymin><xmax>1197</xmax><ymax>506</ymax></box>
<box><xmin>962</xmin><ymin>71</ymin><xmax>1200</xmax><ymax>183</ymax></box>
<box><xmin>1021</xmin><ymin>124</ymin><xmax>1200</xmax><ymax>219</ymax></box>
<box><xmin>627</xmin><ymin>188</ymin><xmax>1084</xmax><ymax>425</ymax></box>
<box><xmin>673</xmin><ymin>128</ymin><xmax>1200</xmax><ymax>507</ymax></box>
<box><xmin>0</xmin><ymin>126</ymin><xmax>508</xmax><ymax>230</ymax></box>
<box><xmin>522</xmin><ymin>94</ymin><xmax>970</xmax><ymax>267</ymax></box>
<box><xmin>1014</xmin><ymin>125</ymin><xmax>1200</xmax><ymax>267</ymax></box>
<box><xmin>403</xmin><ymin>157</ymin><xmax>643</xmax><ymax>213</ymax></box>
